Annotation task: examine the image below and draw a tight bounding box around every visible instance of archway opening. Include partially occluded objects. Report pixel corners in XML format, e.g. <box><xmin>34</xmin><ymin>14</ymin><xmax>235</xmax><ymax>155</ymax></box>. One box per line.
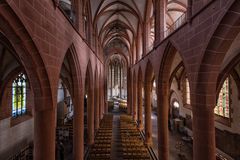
<box><xmin>84</xmin><ymin>62</ymin><xmax>94</xmax><ymax>154</ymax></box>
<box><xmin>213</xmin><ymin>27</ymin><xmax>240</xmax><ymax>159</ymax></box>
<box><xmin>137</xmin><ymin>67</ymin><xmax>144</xmax><ymax>130</ymax></box>
<box><xmin>157</xmin><ymin>44</ymin><xmax>193</xmax><ymax>159</ymax></box>
<box><xmin>0</xmin><ymin>40</ymin><xmax>34</xmax><ymax>160</ymax></box>
<box><xmin>151</xmin><ymin>79</ymin><xmax>158</xmax><ymax>157</ymax></box>
<box><xmin>107</xmin><ymin>54</ymin><xmax>127</xmax><ymax>113</ymax></box>
<box><xmin>56</xmin><ymin>51</ymin><xmax>76</xmax><ymax>160</ymax></box>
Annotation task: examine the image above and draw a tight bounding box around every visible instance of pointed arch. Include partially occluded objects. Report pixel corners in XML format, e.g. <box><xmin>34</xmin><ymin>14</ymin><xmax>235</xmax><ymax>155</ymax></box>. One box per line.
<box><xmin>145</xmin><ymin>60</ymin><xmax>155</xmax><ymax>83</ymax></box>
<box><xmin>0</xmin><ymin>2</ymin><xmax>53</xmax><ymax>111</ymax></box>
<box><xmin>85</xmin><ymin>60</ymin><xmax>94</xmax><ymax>88</ymax></box>
<box><xmin>217</xmin><ymin>53</ymin><xmax>240</xmax><ymax>99</ymax></box>
<box><xmin>159</xmin><ymin>42</ymin><xmax>176</xmax><ymax>85</ymax></box>
<box><xmin>169</xmin><ymin>61</ymin><xmax>184</xmax><ymax>90</ymax></box>
<box><xmin>98</xmin><ymin>65</ymin><xmax>104</xmax><ymax>119</ymax></box>
<box><xmin>104</xmin><ymin>48</ymin><xmax>129</xmax><ymax>67</ymax></box>
<box><xmin>59</xmin><ymin>44</ymin><xmax>83</xmax><ymax>159</ymax></box>
<box><xmin>0</xmin><ymin>3</ymin><xmax>57</xmax><ymax>160</ymax></box>
<box><xmin>158</xmin><ymin>41</ymin><xmax>188</xmax><ymax>90</ymax></box>
<box><xmin>198</xmin><ymin>1</ymin><xmax>240</xmax><ymax>94</ymax></box>
<box><xmin>84</xmin><ymin>60</ymin><xmax>95</xmax><ymax>145</ymax></box>
<box><xmin>157</xmin><ymin>41</ymin><xmax>187</xmax><ymax>159</ymax></box>
<box><xmin>59</xmin><ymin>44</ymin><xmax>82</xmax><ymax>97</ymax></box>
<box><xmin>193</xmin><ymin>3</ymin><xmax>240</xmax><ymax>158</ymax></box>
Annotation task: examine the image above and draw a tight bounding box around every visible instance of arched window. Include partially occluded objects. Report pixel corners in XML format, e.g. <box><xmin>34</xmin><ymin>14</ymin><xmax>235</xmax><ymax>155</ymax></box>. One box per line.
<box><xmin>184</xmin><ymin>77</ymin><xmax>191</xmax><ymax>105</ymax></box>
<box><xmin>12</xmin><ymin>73</ymin><xmax>27</xmax><ymax>117</ymax></box>
<box><xmin>186</xmin><ymin>78</ymin><xmax>190</xmax><ymax>104</ymax></box>
<box><xmin>214</xmin><ymin>77</ymin><xmax>230</xmax><ymax>118</ymax></box>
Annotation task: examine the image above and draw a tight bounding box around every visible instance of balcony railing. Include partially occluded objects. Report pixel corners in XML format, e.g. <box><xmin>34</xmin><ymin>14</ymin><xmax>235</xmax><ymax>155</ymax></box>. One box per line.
<box><xmin>164</xmin><ymin>12</ymin><xmax>187</xmax><ymax>38</ymax></box>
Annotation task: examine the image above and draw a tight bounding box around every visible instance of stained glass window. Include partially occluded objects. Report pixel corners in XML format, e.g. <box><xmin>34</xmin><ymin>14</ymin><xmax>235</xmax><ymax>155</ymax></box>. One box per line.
<box><xmin>185</xmin><ymin>78</ymin><xmax>191</xmax><ymax>104</ymax></box>
<box><xmin>214</xmin><ymin>77</ymin><xmax>229</xmax><ymax>118</ymax></box>
<box><xmin>12</xmin><ymin>73</ymin><xmax>27</xmax><ymax>117</ymax></box>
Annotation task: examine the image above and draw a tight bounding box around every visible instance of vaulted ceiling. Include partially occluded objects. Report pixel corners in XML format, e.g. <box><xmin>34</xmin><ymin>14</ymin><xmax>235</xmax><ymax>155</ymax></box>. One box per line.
<box><xmin>90</xmin><ymin>0</ymin><xmax>148</xmax><ymax>62</ymax></box>
<box><xmin>0</xmin><ymin>42</ymin><xmax>21</xmax><ymax>83</ymax></box>
<box><xmin>166</xmin><ymin>0</ymin><xmax>187</xmax><ymax>27</ymax></box>
<box><xmin>89</xmin><ymin>0</ymin><xmax>187</xmax><ymax>64</ymax></box>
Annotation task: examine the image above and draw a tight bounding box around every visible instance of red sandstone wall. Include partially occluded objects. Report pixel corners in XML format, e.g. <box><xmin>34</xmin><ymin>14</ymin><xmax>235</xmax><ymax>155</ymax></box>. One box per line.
<box><xmin>0</xmin><ymin>0</ymin><xmax>104</xmax><ymax>111</ymax></box>
<box><xmin>0</xmin><ymin>78</ymin><xmax>34</xmax><ymax>159</ymax></box>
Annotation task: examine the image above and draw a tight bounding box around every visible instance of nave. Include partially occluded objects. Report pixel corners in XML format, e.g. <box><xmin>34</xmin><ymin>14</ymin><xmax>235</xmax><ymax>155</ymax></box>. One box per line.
<box><xmin>86</xmin><ymin>112</ymin><xmax>152</xmax><ymax>160</ymax></box>
<box><xmin>1</xmin><ymin>0</ymin><xmax>240</xmax><ymax>160</ymax></box>
<box><xmin>85</xmin><ymin>105</ymin><xmax>193</xmax><ymax>160</ymax></box>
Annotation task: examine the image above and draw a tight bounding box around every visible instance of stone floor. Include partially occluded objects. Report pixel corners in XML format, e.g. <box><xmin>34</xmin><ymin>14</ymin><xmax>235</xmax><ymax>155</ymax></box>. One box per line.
<box><xmin>86</xmin><ymin>104</ymin><xmax>152</xmax><ymax>159</ymax></box>
<box><xmin>151</xmin><ymin>113</ymin><xmax>193</xmax><ymax>160</ymax></box>
<box><xmin>110</xmin><ymin>115</ymin><xmax>123</xmax><ymax>160</ymax></box>
<box><xmin>61</xmin><ymin>105</ymin><xmax>193</xmax><ymax>160</ymax></box>
<box><xmin>55</xmin><ymin>139</ymin><xmax>73</xmax><ymax>160</ymax></box>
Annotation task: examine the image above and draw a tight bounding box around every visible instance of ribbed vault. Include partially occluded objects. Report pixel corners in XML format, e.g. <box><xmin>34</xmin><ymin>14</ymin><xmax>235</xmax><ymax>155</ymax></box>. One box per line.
<box><xmin>88</xmin><ymin>0</ymin><xmax>187</xmax><ymax>64</ymax></box>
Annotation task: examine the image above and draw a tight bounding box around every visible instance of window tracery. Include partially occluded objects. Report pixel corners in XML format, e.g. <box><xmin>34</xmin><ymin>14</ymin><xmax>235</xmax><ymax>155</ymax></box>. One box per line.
<box><xmin>12</xmin><ymin>73</ymin><xmax>27</xmax><ymax>117</ymax></box>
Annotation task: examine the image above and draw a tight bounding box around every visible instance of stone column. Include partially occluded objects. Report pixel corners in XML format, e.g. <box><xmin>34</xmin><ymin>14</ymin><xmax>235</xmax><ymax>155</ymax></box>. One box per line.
<box><xmin>144</xmin><ymin>82</ymin><xmax>152</xmax><ymax>145</ymax></box>
<box><xmin>99</xmin><ymin>79</ymin><xmax>103</xmax><ymax>120</ymax></box>
<box><xmin>104</xmin><ymin>77</ymin><xmax>108</xmax><ymax>114</ymax></box>
<box><xmin>87</xmin><ymin>86</ymin><xmax>94</xmax><ymax>145</ymax></box>
<box><xmin>192</xmin><ymin>100</ymin><xmax>216</xmax><ymax>160</ymax></box>
<box><xmin>132</xmin><ymin>76</ymin><xmax>137</xmax><ymax>121</ymax></box>
<box><xmin>34</xmin><ymin>107</ymin><xmax>56</xmax><ymax>160</ymax></box>
<box><xmin>157</xmin><ymin>84</ymin><xmax>169</xmax><ymax>160</ymax></box>
<box><xmin>94</xmin><ymin>83</ymin><xmax>99</xmax><ymax>130</ymax></box>
<box><xmin>137</xmin><ymin>80</ymin><xmax>143</xmax><ymax>130</ymax></box>
<box><xmin>120</xmin><ymin>66</ymin><xmax>122</xmax><ymax>98</ymax></box>
<box><xmin>108</xmin><ymin>66</ymin><xmax>111</xmax><ymax>98</ymax></box>
<box><xmin>127</xmin><ymin>68</ymin><xmax>132</xmax><ymax>114</ymax></box>
<box><xmin>110</xmin><ymin>64</ymin><xmax>113</xmax><ymax>97</ymax></box>
<box><xmin>73</xmin><ymin>92</ymin><xmax>84</xmax><ymax>160</ymax></box>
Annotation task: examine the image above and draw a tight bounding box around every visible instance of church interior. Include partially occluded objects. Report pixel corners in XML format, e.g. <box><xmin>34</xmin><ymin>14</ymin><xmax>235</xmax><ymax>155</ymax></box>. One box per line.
<box><xmin>0</xmin><ymin>0</ymin><xmax>240</xmax><ymax>160</ymax></box>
